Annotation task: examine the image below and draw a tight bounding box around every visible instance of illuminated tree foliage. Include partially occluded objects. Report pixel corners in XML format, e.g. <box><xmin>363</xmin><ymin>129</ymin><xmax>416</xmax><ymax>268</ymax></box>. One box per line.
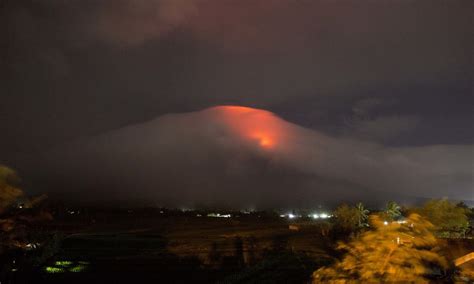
<box><xmin>44</xmin><ymin>260</ymin><xmax>90</xmax><ymax>274</ymax></box>
<box><xmin>384</xmin><ymin>201</ymin><xmax>402</xmax><ymax>222</ymax></box>
<box><xmin>414</xmin><ymin>199</ymin><xmax>469</xmax><ymax>238</ymax></box>
<box><xmin>333</xmin><ymin>204</ymin><xmax>359</xmax><ymax>234</ymax></box>
<box><xmin>333</xmin><ymin>203</ymin><xmax>369</xmax><ymax>236</ymax></box>
<box><xmin>0</xmin><ymin>165</ymin><xmax>51</xmax><ymax>255</ymax></box>
<box><xmin>355</xmin><ymin>202</ymin><xmax>369</xmax><ymax>229</ymax></box>
<box><xmin>313</xmin><ymin>214</ymin><xmax>448</xmax><ymax>283</ymax></box>
<box><xmin>0</xmin><ymin>166</ymin><xmax>23</xmax><ymax>214</ymax></box>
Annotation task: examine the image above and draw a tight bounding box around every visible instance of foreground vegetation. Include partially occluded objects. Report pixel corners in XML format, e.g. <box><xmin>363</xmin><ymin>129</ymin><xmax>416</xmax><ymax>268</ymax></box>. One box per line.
<box><xmin>314</xmin><ymin>214</ymin><xmax>448</xmax><ymax>283</ymax></box>
<box><xmin>1</xmin><ymin>165</ymin><xmax>473</xmax><ymax>283</ymax></box>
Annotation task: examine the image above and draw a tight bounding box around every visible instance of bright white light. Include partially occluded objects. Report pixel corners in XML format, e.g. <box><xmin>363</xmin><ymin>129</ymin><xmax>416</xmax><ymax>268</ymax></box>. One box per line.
<box><xmin>288</xmin><ymin>213</ymin><xmax>295</xmax><ymax>219</ymax></box>
<box><xmin>383</xmin><ymin>221</ymin><xmax>388</xmax><ymax>225</ymax></box>
<box><xmin>207</xmin><ymin>213</ymin><xmax>231</xmax><ymax>218</ymax></box>
<box><xmin>320</xmin><ymin>213</ymin><xmax>328</xmax><ymax>219</ymax></box>
<box><xmin>312</xmin><ymin>214</ymin><xmax>319</xmax><ymax>219</ymax></box>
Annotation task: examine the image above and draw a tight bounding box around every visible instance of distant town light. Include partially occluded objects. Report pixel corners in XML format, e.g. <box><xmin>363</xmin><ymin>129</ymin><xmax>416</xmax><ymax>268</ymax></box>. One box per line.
<box><xmin>320</xmin><ymin>213</ymin><xmax>329</xmax><ymax>219</ymax></box>
<box><xmin>288</xmin><ymin>213</ymin><xmax>295</xmax><ymax>219</ymax></box>
<box><xmin>25</xmin><ymin>243</ymin><xmax>40</xmax><ymax>250</ymax></box>
<box><xmin>207</xmin><ymin>213</ymin><xmax>231</xmax><ymax>218</ymax></box>
<box><xmin>383</xmin><ymin>221</ymin><xmax>389</xmax><ymax>225</ymax></box>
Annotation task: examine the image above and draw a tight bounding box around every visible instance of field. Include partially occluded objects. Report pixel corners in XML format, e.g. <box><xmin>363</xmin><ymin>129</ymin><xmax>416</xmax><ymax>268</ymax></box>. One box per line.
<box><xmin>17</xmin><ymin>209</ymin><xmax>471</xmax><ymax>283</ymax></box>
<box><xmin>30</xmin><ymin>213</ymin><xmax>333</xmax><ymax>283</ymax></box>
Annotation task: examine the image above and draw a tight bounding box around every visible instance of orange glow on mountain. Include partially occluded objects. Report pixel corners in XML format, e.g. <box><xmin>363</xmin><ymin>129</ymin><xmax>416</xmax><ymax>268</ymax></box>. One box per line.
<box><xmin>258</xmin><ymin>137</ymin><xmax>273</xmax><ymax>147</ymax></box>
<box><xmin>211</xmin><ymin>105</ymin><xmax>286</xmax><ymax>150</ymax></box>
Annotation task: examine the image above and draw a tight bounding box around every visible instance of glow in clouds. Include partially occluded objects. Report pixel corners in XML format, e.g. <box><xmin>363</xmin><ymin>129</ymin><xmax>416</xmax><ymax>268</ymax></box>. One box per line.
<box><xmin>211</xmin><ymin>106</ymin><xmax>287</xmax><ymax>149</ymax></box>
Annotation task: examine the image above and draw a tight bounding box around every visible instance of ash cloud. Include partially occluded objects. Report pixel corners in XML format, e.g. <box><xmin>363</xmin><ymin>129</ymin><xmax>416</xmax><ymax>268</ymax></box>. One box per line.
<box><xmin>35</xmin><ymin>107</ymin><xmax>474</xmax><ymax>208</ymax></box>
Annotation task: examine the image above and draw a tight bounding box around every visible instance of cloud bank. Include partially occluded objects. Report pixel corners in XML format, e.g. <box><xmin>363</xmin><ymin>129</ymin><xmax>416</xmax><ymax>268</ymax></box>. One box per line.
<box><xmin>36</xmin><ymin>106</ymin><xmax>473</xmax><ymax>208</ymax></box>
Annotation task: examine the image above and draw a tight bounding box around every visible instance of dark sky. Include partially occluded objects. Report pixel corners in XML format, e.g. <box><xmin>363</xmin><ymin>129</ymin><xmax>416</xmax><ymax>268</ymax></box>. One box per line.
<box><xmin>1</xmin><ymin>0</ymin><xmax>473</xmax><ymax>207</ymax></box>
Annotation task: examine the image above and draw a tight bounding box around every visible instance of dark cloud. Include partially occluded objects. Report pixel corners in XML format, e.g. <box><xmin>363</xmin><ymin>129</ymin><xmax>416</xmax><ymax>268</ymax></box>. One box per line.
<box><xmin>92</xmin><ymin>0</ymin><xmax>198</xmax><ymax>46</ymax></box>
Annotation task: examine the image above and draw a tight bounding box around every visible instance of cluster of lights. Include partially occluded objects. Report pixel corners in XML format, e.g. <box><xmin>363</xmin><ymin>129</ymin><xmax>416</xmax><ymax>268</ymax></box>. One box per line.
<box><xmin>207</xmin><ymin>213</ymin><xmax>231</xmax><ymax>218</ymax></box>
<box><xmin>310</xmin><ymin>213</ymin><xmax>330</xmax><ymax>219</ymax></box>
<box><xmin>280</xmin><ymin>212</ymin><xmax>331</xmax><ymax>219</ymax></box>
<box><xmin>280</xmin><ymin>213</ymin><xmax>300</xmax><ymax>219</ymax></box>
<box><xmin>383</xmin><ymin>220</ymin><xmax>408</xmax><ymax>226</ymax></box>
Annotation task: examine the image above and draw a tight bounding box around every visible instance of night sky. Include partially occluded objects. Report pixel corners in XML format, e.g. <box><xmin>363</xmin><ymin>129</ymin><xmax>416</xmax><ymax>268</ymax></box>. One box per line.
<box><xmin>1</xmin><ymin>0</ymin><xmax>473</xmax><ymax>207</ymax></box>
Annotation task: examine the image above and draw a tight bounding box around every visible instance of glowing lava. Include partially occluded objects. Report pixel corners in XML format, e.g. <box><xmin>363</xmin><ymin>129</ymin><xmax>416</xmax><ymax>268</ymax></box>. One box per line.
<box><xmin>258</xmin><ymin>137</ymin><xmax>272</xmax><ymax>147</ymax></box>
<box><xmin>210</xmin><ymin>105</ymin><xmax>287</xmax><ymax>149</ymax></box>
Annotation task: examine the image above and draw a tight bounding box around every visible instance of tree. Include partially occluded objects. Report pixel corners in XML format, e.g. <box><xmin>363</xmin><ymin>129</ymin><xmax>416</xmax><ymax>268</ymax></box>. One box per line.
<box><xmin>332</xmin><ymin>204</ymin><xmax>359</xmax><ymax>235</ymax></box>
<box><xmin>414</xmin><ymin>199</ymin><xmax>469</xmax><ymax>238</ymax></box>
<box><xmin>0</xmin><ymin>165</ymin><xmax>25</xmax><ymax>254</ymax></box>
<box><xmin>0</xmin><ymin>165</ymin><xmax>52</xmax><ymax>279</ymax></box>
<box><xmin>384</xmin><ymin>201</ymin><xmax>401</xmax><ymax>221</ymax></box>
<box><xmin>313</xmin><ymin>214</ymin><xmax>448</xmax><ymax>283</ymax></box>
<box><xmin>0</xmin><ymin>166</ymin><xmax>23</xmax><ymax>214</ymax></box>
<box><xmin>355</xmin><ymin>202</ymin><xmax>369</xmax><ymax>228</ymax></box>
<box><xmin>333</xmin><ymin>203</ymin><xmax>369</xmax><ymax>236</ymax></box>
